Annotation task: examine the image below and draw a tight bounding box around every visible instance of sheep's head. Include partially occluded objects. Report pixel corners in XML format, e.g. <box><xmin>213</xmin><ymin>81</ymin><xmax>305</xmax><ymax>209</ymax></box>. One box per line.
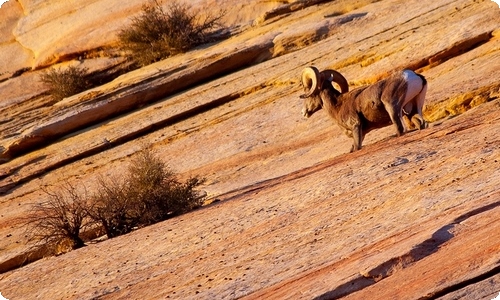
<box><xmin>301</xmin><ymin>93</ymin><xmax>323</xmax><ymax>118</ymax></box>
<box><xmin>299</xmin><ymin>66</ymin><xmax>349</xmax><ymax>118</ymax></box>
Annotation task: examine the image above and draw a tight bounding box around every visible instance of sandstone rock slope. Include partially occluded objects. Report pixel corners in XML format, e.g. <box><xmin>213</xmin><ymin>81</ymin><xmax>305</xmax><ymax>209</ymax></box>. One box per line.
<box><xmin>0</xmin><ymin>0</ymin><xmax>499</xmax><ymax>299</ymax></box>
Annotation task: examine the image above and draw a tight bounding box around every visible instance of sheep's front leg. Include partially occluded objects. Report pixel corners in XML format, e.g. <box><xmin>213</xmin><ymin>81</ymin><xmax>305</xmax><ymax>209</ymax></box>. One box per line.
<box><xmin>350</xmin><ymin>124</ymin><xmax>363</xmax><ymax>152</ymax></box>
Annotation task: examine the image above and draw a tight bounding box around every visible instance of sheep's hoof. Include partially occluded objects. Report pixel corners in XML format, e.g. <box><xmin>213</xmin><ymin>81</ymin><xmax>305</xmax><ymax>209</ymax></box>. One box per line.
<box><xmin>411</xmin><ymin>115</ymin><xmax>427</xmax><ymax>130</ymax></box>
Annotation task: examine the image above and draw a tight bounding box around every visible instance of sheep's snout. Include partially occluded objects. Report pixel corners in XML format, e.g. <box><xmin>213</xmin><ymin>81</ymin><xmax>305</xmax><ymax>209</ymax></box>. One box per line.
<box><xmin>302</xmin><ymin>108</ymin><xmax>311</xmax><ymax>118</ymax></box>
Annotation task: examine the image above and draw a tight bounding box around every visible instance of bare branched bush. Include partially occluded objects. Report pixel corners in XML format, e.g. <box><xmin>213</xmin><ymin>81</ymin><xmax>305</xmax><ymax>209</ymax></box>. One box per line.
<box><xmin>24</xmin><ymin>183</ymin><xmax>92</xmax><ymax>253</ymax></box>
<box><xmin>125</xmin><ymin>150</ymin><xmax>177</xmax><ymax>224</ymax></box>
<box><xmin>39</xmin><ymin>65</ymin><xmax>92</xmax><ymax>102</ymax></box>
<box><xmin>24</xmin><ymin>149</ymin><xmax>205</xmax><ymax>254</ymax></box>
<box><xmin>118</xmin><ymin>0</ymin><xmax>226</xmax><ymax>66</ymax></box>
<box><xmin>87</xmin><ymin>176</ymin><xmax>134</xmax><ymax>238</ymax></box>
<box><xmin>88</xmin><ymin>149</ymin><xmax>206</xmax><ymax>238</ymax></box>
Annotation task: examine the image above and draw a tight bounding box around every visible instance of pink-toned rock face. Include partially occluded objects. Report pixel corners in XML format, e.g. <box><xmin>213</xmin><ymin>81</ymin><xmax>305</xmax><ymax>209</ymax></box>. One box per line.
<box><xmin>1</xmin><ymin>0</ymin><xmax>284</xmax><ymax>75</ymax></box>
<box><xmin>0</xmin><ymin>0</ymin><xmax>499</xmax><ymax>299</ymax></box>
<box><xmin>13</xmin><ymin>0</ymin><xmax>144</xmax><ymax>68</ymax></box>
<box><xmin>0</xmin><ymin>0</ymin><xmax>33</xmax><ymax>80</ymax></box>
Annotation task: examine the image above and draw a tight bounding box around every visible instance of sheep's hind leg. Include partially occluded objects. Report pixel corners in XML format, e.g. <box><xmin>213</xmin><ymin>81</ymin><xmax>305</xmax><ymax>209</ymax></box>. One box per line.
<box><xmin>402</xmin><ymin>114</ymin><xmax>413</xmax><ymax>131</ymax></box>
<box><xmin>411</xmin><ymin>114</ymin><xmax>427</xmax><ymax>129</ymax></box>
<box><xmin>384</xmin><ymin>103</ymin><xmax>405</xmax><ymax>136</ymax></box>
<box><xmin>414</xmin><ymin>83</ymin><xmax>428</xmax><ymax>129</ymax></box>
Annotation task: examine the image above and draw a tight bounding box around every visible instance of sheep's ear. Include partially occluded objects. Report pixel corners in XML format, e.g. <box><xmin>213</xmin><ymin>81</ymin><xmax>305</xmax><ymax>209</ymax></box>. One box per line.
<box><xmin>318</xmin><ymin>73</ymin><xmax>326</xmax><ymax>90</ymax></box>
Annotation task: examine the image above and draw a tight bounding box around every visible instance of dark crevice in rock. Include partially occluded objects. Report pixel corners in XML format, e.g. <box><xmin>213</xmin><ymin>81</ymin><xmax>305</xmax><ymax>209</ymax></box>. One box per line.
<box><xmin>427</xmin><ymin>32</ymin><xmax>492</xmax><ymax>66</ymax></box>
<box><xmin>420</xmin><ymin>265</ymin><xmax>500</xmax><ymax>300</ymax></box>
<box><xmin>85</xmin><ymin>60</ymin><xmax>136</xmax><ymax>87</ymax></box>
<box><xmin>255</xmin><ymin>0</ymin><xmax>335</xmax><ymax>25</ymax></box>
<box><xmin>0</xmin><ymin>245</ymin><xmax>48</xmax><ymax>274</ymax></box>
<box><xmin>0</xmin><ymin>91</ymin><xmax>247</xmax><ymax>196</ymax></box>
<box><xmin>0</xmin><ymin>41</ymin><xmax>274</xmax><ymax>163</ymax></box>
<box><xmin>34</xmin><ymin>46</ymin><xmax>123</xmax><ymax>70</ymax></box>
<box><xmin>0</xmin><ymin>67</ymin><xmax>33</xmax><ymax>84</ymax></box>
<box><xmin>313</xmin><ymin>200</ymin><xmax>500</xmax><ymax>300</ymax></box>
<box><xmin>452</xmin><ymin>201</ymin><xmax>500</xmax><ymax>224</ymax></box>
<box><xmin>411</xmin><ymin>31</ymin><xmax>493</xmax><ymax>72</ymax></box>
<box><xmin>313</xmin><ymin>226</ymin><xmax>455</xmax><ymax>299</ymax></box>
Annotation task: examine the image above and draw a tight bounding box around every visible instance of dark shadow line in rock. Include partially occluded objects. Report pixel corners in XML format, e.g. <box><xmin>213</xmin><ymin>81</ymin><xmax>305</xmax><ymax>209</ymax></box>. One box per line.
<box><xmin>312</xmin><ymin>225</ymin><xmax>455</xmax><ymax>300</ymax></box>
<box><xmin>453</xmin><ymin>200</ymin><xmax>500</xmax><ymax>224</ymax></box>
<box><xmin>419</xmin><ymin>264</ymin><xmax>500</xmax><ymax>300</ymax></box>
<box><xmin>336</xmin><ymin>13</ymin><xmax>368</xmax><ymax>24</ymax></box>
<box><xmin>312</xmin><ymin>200</ymin><xmax>500</xmax><ymax>300</ymax></box>
<box><xmin>0</xmin><ymin>93</ymin><xmax>241</xmax><ymax>196</ymax></box>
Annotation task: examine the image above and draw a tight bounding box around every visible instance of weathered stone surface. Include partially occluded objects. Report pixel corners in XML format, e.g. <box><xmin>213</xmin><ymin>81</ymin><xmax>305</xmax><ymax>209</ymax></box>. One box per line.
<box><xmin>0</xmin><ymin>0</ymin><xmax>33</xmax><ymax>81</ymax></box>
<box><xmin>13</xmin><ymin>0</ymin><xmax>141</xmax><ymax>68</ymax></box>
<box><xmin>1</xmin><ymin>0</ymin><xmax>283</xmax><ymax>76</ymax></box>
<box><xmin>0</xmin><ymin>0</ymin><xmax>499</xmax><ymax>298</ymax></box>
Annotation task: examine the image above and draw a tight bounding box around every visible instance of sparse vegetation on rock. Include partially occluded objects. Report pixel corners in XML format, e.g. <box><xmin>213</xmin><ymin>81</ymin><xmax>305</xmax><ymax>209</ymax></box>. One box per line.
<box><xmin>118</xmin><ymin>0</ymin><xmax>226</xmax><ymax>67</ymax></box>
<box><xmin>24</xmin><ymin>182</ymin><xmax>92</xmax><ymax>253</ymax></box>
<box><xmin>89</xmin><ymin>149</ymin><xmax>206</xmax><ymax>238</ymax></box>
<box><xmin>25</xmin><ymin>149</ymin><xmax>206</xmax><ymax>251</ymax></box>
<box><xmin>126</xmin><ymin>149</ymin><xmax>206</xmax><ymax>222</ymax></box>
<box><xmin>39</xmin><ymin>65</ymin><xmax>93</xmax><ymax>102</ymax></box>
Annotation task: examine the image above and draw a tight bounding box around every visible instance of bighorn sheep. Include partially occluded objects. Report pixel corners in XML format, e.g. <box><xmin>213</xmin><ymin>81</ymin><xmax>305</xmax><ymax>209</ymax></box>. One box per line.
<box><xmin>300</xmin><ymin>66</ymin><xmax>427</xmax><ymax>152</ymax></box>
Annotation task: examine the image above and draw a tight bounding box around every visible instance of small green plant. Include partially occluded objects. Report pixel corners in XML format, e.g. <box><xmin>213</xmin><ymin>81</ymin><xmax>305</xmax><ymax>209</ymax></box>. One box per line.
<box><xmin>40</xmin><ymin>65</ymin><xmax>92</xmax><ymax>102</ymax></box>
<box><xmin>24</xmin><ymin>182</ymin><xmax>92</xmax><ymax>253</ymax></box>
<box><xmin>88</xmin><ymin>149</ymin><xmax>206</xmax><ymax>238</ymax></box>
<box><xmin>118</xmin><ymin>0</ymin><xmax>226</xmax><ymax>66</ymax></box>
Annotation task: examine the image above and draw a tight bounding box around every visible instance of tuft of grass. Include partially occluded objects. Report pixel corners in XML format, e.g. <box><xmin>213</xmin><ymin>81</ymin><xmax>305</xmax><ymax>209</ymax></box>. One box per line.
<box><xmin>39</xmin><ymin>65</ymin><xmax>93</xmax><ymax>102</ymax></box>
<box><xmin>118</xmin><ymin>0</ymin><xmax>226</xmax><ymax>67</ymax></box>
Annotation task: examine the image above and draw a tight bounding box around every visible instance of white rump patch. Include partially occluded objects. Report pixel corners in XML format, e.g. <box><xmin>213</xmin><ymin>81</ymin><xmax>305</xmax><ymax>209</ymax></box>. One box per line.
<box><xmin>403</xmin><ymin>70</ymin><xmax>424</xmax><ymax>102</ymax></box>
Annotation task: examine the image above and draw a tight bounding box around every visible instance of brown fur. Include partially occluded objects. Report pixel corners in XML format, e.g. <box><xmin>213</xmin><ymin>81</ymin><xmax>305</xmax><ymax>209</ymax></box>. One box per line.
<box><xmin>302</xmin><ymin>70</ymin><xmax>426</xmax><ymax>152</ymax></box>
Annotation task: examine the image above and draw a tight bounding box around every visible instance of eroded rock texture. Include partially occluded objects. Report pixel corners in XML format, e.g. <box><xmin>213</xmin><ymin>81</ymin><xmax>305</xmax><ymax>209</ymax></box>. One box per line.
<box><xmin>0</xmin><ymin>0</ymin><xmax>499</xmax><ymax>299</ymax></box>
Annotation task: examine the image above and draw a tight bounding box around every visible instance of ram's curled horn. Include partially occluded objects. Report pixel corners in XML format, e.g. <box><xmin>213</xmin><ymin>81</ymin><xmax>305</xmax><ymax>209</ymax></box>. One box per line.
<box><xmin>300</xmin><ymin>66</ymin><xmax>321</xmax><ymax>98</ymax></box>
<box><xmin>320</xmin><ymin>70</ymin><xmax>349</xmax><ymax>93</ymax></box>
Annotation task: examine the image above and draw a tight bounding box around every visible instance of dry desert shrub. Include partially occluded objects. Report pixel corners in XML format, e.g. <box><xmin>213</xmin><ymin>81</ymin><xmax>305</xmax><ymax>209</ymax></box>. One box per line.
<box><xmin>86</xmin><ymin>176</ymin><xmax>133</xmax><ymax>238</ymax></box>
<box><xmin>118</xmin><ymin>0</ymin><xmax>226</xmax><ymax>67</ymax></box>
<box><xmin>24</xmin><ymin>182</ymin><xmax>92</xmax><ymax>253</ymax></box>
<box><xmin>88</xmin><ymin>149</ymin><xmax>206</xmax><ymax>238</ymax></box>
<box><xmin>39</xmin><ymin>65</ymin><xmax>92</xmax><ymax>102</ymax></box>
<box><xmin>24</xmin><ymin>149</ymin><xmax>206</xmax><ymax>255</ymax></box>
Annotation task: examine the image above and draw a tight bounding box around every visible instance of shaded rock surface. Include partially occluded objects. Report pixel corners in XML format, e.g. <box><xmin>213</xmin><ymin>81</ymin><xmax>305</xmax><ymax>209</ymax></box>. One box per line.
<box><xmin>0</xmin><ymin>0</ymin><xmax>499</xmax><ymax>299</ymax></box>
